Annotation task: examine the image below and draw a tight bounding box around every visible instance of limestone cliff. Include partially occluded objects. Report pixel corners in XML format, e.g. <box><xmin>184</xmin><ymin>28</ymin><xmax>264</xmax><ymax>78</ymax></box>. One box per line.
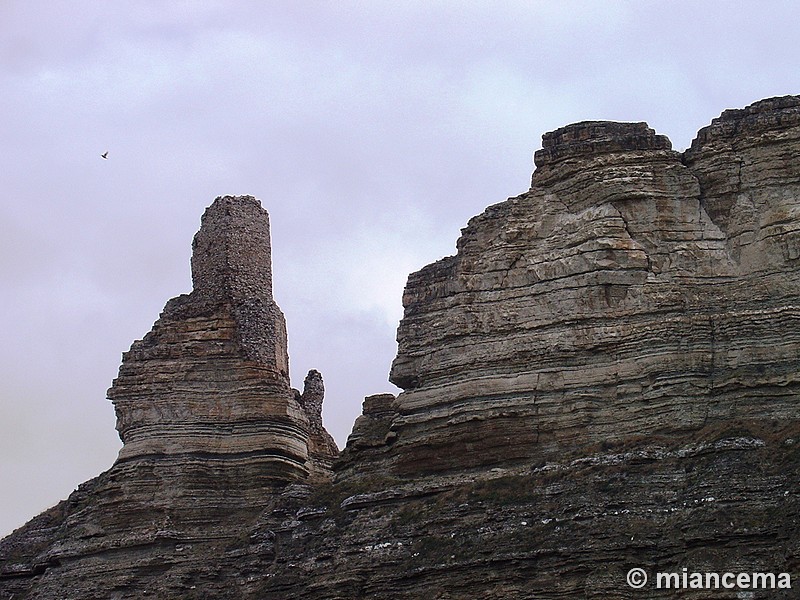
<box><xmin>378</xmin><ymin>110</ymin><xmax>797</xmax><ymax>477</ymax></box>
<box><xmin>2</xmin><ymin>98</ymin><xmax>799</xmax><ymax>599</ymax></box>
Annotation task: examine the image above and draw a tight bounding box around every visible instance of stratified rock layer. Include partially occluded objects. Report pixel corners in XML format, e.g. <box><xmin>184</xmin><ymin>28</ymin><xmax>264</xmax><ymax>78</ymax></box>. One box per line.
<box><xmin>300</xmin><ymin>369</ymin><xmax>340</xmax><ymax>483</ymax></box>
<box><xmin>2</xmin><ymin>98</ymin><xmax>799</xmax><ymax>599</ymax></box>
<box><xmin>110</xmin><ymin>195</ymin><xmax>308</xmax><ymax>475</ymax></box>
<box><xmin>381</xmin><ymin>104</ymin><xmax>799</xmax><ymax>477</ymax></box>
<box><xmin>0</xmin><ymin>195</ymin><xmax>338</xmax><ymax>599</ymax></box>
<box><xmin>684</xmin><ymin>95</ymin><xmax>800</xmax><ymax>270</ymax></box>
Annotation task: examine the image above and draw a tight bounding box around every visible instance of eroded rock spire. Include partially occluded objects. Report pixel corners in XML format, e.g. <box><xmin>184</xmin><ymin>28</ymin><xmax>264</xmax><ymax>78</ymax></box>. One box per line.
<box><xmin>300</xmin><ymin>369</ymin><xmax>339</xmax><ymax>482</ymax></box>
<box><xmin>108</xmin><ymin>195</ymin><xmax>320</xmax><ymax>481</ymax></box>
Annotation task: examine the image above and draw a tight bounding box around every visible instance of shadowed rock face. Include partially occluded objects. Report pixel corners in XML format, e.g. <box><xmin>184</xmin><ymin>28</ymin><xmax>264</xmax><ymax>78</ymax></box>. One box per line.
<box><xmin>300</xmin><ymin>369</ymin><xmax>340</xmax><ymax>483</ymax></box>
<box><xmin>2</xmin><ymin>98</ymin><xmax>799</xmax><ymax>599</ymax></box>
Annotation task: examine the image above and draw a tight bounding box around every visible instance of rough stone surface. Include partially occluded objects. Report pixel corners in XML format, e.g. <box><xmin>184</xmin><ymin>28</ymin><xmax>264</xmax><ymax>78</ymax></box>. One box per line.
<box><xmin>0</xmin><ymin>195</ymin><xmax>339</xmax><ymax>599</ymax></box>
<box><xmin>2</xmin><ymin>98</ymin><xmax>799</xmax><ymax>599</ymax></box>
<box><xmin>385</xmin><ymin>104</ymin><xmax>796</xmax><ymax>477</ymax></box>
<box><xmin>300</xmin><ymin>369</ymin><xmax>340</xmax><ymax>483</ymax></box>
<box><xmin>110</xmin><ymin>195</ymin><xmax>306</xmax><ymax>471</ymax></box>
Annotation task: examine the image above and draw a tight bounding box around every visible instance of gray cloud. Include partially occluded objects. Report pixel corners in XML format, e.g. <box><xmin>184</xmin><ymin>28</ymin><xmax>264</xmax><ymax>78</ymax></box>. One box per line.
<box><xmin>2</xmin><ymin>1</ymin><xmax>800</xmax><ymax>537</ymax></box>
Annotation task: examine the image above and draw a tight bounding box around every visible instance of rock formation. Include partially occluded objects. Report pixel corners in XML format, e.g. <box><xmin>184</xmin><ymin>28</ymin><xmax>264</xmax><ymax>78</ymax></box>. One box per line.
<box><xmin>379</xmin><ymin>110</ymin><xmax>797</xmax><ymax>477</ymax></box>
<box><xmin>299</xmin><ymin>369</ymin><xmax>340</xmax><ymax>482</ymax></box>
<box><xmin>110</xmin><ymin>196</ymin><xmax>309</xmax><ymax>476</ymax></box>
<box><xmin>2</xmin><ymin>97</ymin><xmax>799</xmax><ymax>599</ymax></box>
<box><xmin>0</xmin><ymin>195</ymin><xmax>338</xmax><ymax>599</ymax></box>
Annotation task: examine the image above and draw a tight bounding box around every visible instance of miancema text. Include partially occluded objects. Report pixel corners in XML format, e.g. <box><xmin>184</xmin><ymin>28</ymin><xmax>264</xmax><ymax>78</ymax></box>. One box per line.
<box><xmin>657</xmin><ymin>569</ymin><xmax>792</xmax><ymax>590</ymax></box>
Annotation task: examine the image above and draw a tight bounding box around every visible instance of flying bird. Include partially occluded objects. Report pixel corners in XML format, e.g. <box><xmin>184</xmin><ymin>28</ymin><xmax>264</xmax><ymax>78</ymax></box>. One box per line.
<box><xmin>101</xmin><ymin>151</ymin><xmax>108</xmax><ymax>159</ymax></box>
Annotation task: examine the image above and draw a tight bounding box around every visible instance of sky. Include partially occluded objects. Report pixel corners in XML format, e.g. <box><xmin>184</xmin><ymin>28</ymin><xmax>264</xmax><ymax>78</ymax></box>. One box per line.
<box><xmin>1</xmin><ymin>0</ymin><xmax>799</xmax><ymax>538</ymax></box>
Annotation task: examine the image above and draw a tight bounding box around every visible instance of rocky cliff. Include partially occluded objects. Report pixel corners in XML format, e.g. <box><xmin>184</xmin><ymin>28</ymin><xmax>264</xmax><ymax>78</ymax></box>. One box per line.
<box><xmin>2</xmin><ymin>97</ymin><xmax>799</xmax><ymax>599</ymax></box>
<box><xmin>0</xmin><ymin>196</ymin><xmax>339</xmax><ymax>599</ymax></box>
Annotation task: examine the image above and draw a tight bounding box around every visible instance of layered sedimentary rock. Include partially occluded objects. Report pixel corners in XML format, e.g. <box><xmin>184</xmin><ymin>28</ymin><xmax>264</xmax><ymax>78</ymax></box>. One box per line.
<box><xmin>684</xmin><ymin>95</ymin><xmax>800</xmax><ymax>269</ymax></box>
<box><xmin>2</xmin><ymin>98</ymin><xmax>799</xmax><ymax>599</ymax></box>
<box><xmin>379</xmin><ymin>109</ymin><xmax>799</xmax><ymax>476</ymax></box>
<box><xmin>0</xmin><ymin>195</ymin><xmax>338</xmax><ymax>599</ymax></box>
<box><xmin>329</xmin><ymin>97</ymin><xmax>798</xmax><ymax>596</ymax></box>
<box><xmin>110</xmin><ymin>196</ymin><xmax>310</xmax><ymax>475</ymax></box>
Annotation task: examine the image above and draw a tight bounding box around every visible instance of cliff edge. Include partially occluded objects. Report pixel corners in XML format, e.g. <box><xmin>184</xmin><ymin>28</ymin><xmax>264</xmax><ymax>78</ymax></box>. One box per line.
<box><xmin>2</xmin><ymin>97</ymin><xmax>799</xmax><ymax>599</ymax></box>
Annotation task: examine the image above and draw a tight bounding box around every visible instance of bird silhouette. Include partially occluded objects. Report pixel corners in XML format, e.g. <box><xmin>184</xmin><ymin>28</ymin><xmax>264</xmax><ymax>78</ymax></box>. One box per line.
<box><xmin>101</xmin><ymin>151</ymin><xmax>108</xmax><ymax>159</ymax></box>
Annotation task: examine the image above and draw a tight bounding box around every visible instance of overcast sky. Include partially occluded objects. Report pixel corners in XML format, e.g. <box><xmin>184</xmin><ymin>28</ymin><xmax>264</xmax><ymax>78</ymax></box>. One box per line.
<box><xmin>2</xmin><ymin>1</ymin><xmax>799</xmax><ymax>538</ymax></box>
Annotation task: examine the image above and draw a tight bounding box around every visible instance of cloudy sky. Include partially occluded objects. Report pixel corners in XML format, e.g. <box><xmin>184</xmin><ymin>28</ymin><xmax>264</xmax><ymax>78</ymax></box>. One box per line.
<box><xmin>1</xmin><ymin>0</ymin><xmax>799</xmax><ymax>537</ymax></box>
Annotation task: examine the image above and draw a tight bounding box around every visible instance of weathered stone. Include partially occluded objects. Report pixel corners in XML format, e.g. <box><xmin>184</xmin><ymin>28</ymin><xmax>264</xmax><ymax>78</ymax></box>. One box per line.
<box><xmin>684</xmin><ymin>95</ymin><xmax>800</xmax><ymax>270</ymax></box>
<box><xmin>0</xmin><ymin>195</ymin><xmax>340</xmax><ymax>599</ymax></box>
<box><xmin>533</xmin><ymin>120</ymin><xmax>673</xmax><ymax>170</ymax></box>
<box><xmin>382</xmin><ymin>105</ymin><xmax>797</xmax><ymax>477</ymax></box>
<box><xmin>301</xmin><ymin>369</ymin><xmax>339</xmax><ymax>483</ymax></box>
<box><xmin>334</xmin><ymin>394</ymin><xmax>398</xmax><ymax>482</ymax></box>
<box><xmin>2</xmin><ymin>98</ymin><xmax>799</xmax><ymax>599</ymax></box>
<box><xmin>109</xmin><ymin>195</ymin><xmax>307</xmax><ymax>474</ymax></box>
